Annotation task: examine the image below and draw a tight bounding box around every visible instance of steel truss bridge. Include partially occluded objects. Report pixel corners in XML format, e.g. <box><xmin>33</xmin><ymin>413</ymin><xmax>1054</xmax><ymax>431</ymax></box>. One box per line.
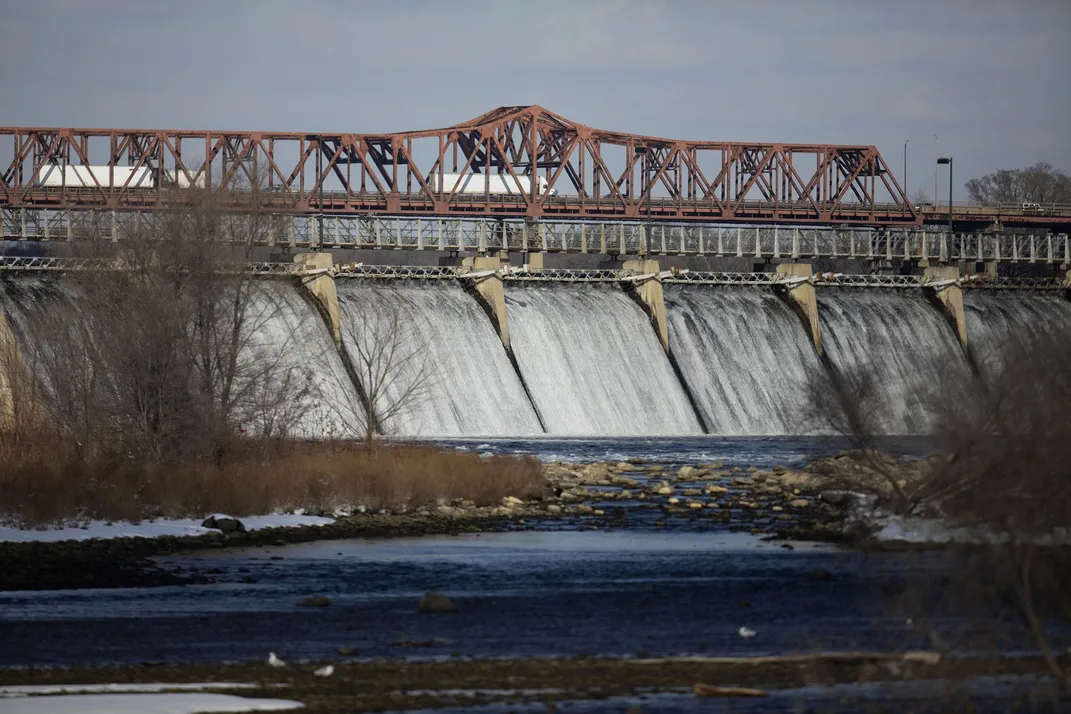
<box><xmin>4</xmin><ymin>106</ymin><xmax>1070</xmax><ymax>232</ymax></box>
<box><xmin>1</xmin><ymin>257</ymin><xmax>1065</xmax><ymax>291</ymax></box>
<box><xmin>2</xmin><ymin>211</ymin><xmax>1069</xmax><ymax>267</ymax></box>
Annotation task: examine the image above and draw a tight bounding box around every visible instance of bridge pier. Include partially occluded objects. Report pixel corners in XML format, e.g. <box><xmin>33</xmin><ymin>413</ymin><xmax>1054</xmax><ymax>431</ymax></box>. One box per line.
<box><xmin>463</xmin><ymin>256</ymin><xmax>511</xmax><ymax>351</ymax></box>
<box><xmin>294</xmin><ymin>252</ymin><xmax>341</xmax><ymax>346</ymax></box>
<box><xmin>622</xmin><ymin>259</ymin><xmax>669</xmax><ymax>353</ymax></box>
<box><xmin>775</xmin><ymin>263</ymin><xmax>822</xmax><ymax>356</ymax></box>
<box><xmin>923</xmin><ymin>266</ymin><xmax>968</xmax><ymax>349</ymax></box>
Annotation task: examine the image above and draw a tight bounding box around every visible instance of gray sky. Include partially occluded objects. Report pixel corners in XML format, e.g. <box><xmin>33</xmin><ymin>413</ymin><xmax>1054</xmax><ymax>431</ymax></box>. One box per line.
<box><xmin>2</xmin><ymin>0</ymin><xmax>1068</xmax><ymax>200</ymax></box>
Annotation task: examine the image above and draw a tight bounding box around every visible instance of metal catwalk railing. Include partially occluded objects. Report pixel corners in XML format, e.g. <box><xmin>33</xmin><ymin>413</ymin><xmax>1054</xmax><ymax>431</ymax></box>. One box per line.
<box><xmin>3</xmin><ymin>208</ymin><xmax>1069</xmax><ymax>266</ymax></box>
<box><xmin>1</xmin><ymin>257</ymin><xmax>1066</xmax><ymax>290</ymax></box>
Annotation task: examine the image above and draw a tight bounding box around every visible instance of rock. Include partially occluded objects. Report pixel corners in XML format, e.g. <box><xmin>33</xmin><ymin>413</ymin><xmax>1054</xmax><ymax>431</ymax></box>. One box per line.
<box><xmin>201</xmin><ymin>515</ymin><xmax>246</xmax><ymax>533</ymax></box>
<box><xmin>772</xmin><ymin>465</ymin><xmax>787</xmax><ymax>474</ymax></box>
<box><xmin>678</xmin><ymin>465</ymin><xmax>698</xmax><ymax>479</ymax></box>
<box><xmin>593</xmin><ymin>509</ymin><xmax>605</xmax><ymax>516</ymax></box>
<box><xmin>746</xmin><ymin>466</ymin><xmax>759</xmax><ymax>473</ymax></box>
<box><xmin>338</xmin><ymin>646</ymin><xmax>358</xmax><ymax>656</ymax></box>
<box><xmin>682</xmin><ymin>488</ymin><xmax>702</xmax><ymax>497</ymax></box>
<box><xmin>789</xmin><ymin>498</ymin><xmax>810</xmax><ymax>508</ymax></box>
<box><xmin>546</xmin><ymin>504</ymin><xmax>562</xmax><ymax>514</ymax></box>
<box><xmin>646</xmin><ymin>464</ymin><xmax>665</xmax><ymax>472</ymax></box>
<box><xmin>615</xmin><ymin>462</ymin><xmax>635</xmax><ymax>471</ymax></box>
<box><xmin>298</xmin><ymin>595</ymin><xmax>332</xmax><ymax>607</ymax></box>
<box><xmin>667</xmin><ymin>497</ymin><xmax>681</xmax><ymax>505</ymax></box>
<box><xmin>418</xmin><ymin>591</ymin><xmax>457</xmax><ymax>614</ymax></box>
<box><xmin>576</xmin><ymin>505</ymin><xmax>594</xmax><ymax>515</ymax></box>
<box><xmin>687</xmin><ymin>501</ymin><xmax>704</xmax><ymax>510</ymax></box>
<box><xmin>705</xmin><ymin>461</ymin><xmax>725</xmax><ymax>469</ymax></box>
<box><xmin>819</xmin><ymin>491</ymin><xmax>853</xmax><ymax>506</ymax></box>
<box><xmin>656</xmin><ymin>486</ymin><xmax>674</xmax><ymax>495</ymax></box>
<box><xmin>771</xmin><ymin>505</ymin><xmax>783</xmax><ymax>512</ymax></box>
<box><xmin>501</xmin><ymin>496</ymin><xmax>524</xmax><ymax>507</ymax></box>
<box><xmin>704</xmin><ymin>485</ymin><xmax>730</xmax><ymax>495</ymax></box>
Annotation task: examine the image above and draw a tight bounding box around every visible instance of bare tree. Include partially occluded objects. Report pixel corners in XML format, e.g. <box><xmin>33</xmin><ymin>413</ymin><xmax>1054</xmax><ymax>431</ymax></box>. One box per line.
<box><xmin>7</xmin><ymin>176</ymin><xmax>317</xmax><ymax>463</ymax></box>
<box><xmin>965</xmin><ymin>163</ymin><xmax>1071</xmax><ymax>205</ymax></box>
<box><xmin>909</xmin><ymin>188</ymin><xmax>931</xmax><ymax>206</ymax></box>
<box><xmin>333</xmin><ymin>297</ymin><xmax>432</xmax><ymax>449</ymax></box>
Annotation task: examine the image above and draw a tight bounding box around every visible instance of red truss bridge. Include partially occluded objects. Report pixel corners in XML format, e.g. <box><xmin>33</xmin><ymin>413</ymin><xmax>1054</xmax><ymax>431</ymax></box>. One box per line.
<box><xmin>1</xmin><ymin>106</ymin><xmax>1068</xmax><ymax>230</ymax></box>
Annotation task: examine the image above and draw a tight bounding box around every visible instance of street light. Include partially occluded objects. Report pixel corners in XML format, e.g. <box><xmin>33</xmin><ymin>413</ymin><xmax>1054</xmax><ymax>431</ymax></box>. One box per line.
<box><xmin>903</xmin><ymin>139</ymin><xmax>910</xmax><ymax>198</ymax></box>
<box><xmin>937</xmin><ymin>157</ymin><xmax>953</xmax><ymax>234</ymax></box>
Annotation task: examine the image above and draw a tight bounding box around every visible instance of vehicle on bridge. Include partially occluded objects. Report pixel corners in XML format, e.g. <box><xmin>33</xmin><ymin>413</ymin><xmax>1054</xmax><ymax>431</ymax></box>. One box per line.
<box><xmin>35</xmin><ymin>165</ymin><xmax>205</xmax><ymax>189</ymax></box>
<box><xmin>426</xmin><ymin>172</ymin><xmax>558</xmax><ymax>197</ymax></box>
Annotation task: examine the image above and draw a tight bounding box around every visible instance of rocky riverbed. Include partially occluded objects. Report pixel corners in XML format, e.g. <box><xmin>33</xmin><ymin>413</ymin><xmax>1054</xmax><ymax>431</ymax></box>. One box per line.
<box><xmin>0</xmin><ymin>453</ymin><xmax>898</xmax><ymax>591</ymax></box>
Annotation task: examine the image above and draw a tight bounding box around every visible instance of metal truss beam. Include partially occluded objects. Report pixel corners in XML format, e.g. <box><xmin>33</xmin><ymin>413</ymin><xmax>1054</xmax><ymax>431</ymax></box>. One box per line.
<box><xmin>0</xmin><ymin>107</ymin><xmax>921</xmax><ymax>226</ymax></box>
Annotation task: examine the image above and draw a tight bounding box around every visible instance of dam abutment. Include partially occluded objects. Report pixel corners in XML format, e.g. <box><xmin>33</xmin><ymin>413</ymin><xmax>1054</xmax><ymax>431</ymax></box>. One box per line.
<box><xmin>622</xmin><ymin>259</ymin><xmax>669</xmax><ymax>353</ymax></box>
<box><xmin>775</xmin><ymin>263</ymin><xmax>822</xmax><ymax>356</ymax></box>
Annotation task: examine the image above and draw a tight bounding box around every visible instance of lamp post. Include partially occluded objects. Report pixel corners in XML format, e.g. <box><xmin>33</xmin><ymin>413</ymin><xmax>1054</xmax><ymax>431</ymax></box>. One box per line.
<box><xmin>937</xmin><ymin>157</ymin><xmax>953</xmax><ymax>234</ymax></box>
<box><xmin>932</xmin><ymin>134</ymin><xmax>938</xmax><ymax>203</ymax></box>
<box><xmin>903</xmin><ymin>139</ymin><xmax>910</xmax><ymax>198</ymax></box>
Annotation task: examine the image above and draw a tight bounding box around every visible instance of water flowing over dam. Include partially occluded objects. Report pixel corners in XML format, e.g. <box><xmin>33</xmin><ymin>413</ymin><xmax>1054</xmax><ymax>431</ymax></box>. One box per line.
<box><xmin>247</xmin><ymin>282</ymin><xmax>361</xmax><ymax>440</ymax></box>
<box><xmin>336</xmin><ymin>280</ymin><xmax>542</xmax><ymax>437</ymax></box>
<box><xmin>665</xmin><ymin>286</ymin><xmax>824</xmax><ymax>435</ymax></box>
<box><xmin>817</xmin><ymin>288</ymin><xmax>968</xmax><ymax>435</ymax></box>
<box><xmin>963</xmin><ymin>291</ymin><xmax>1071</xmax><ymax>373</ymax></box>
<box><xmin>505</xmin><ymin>284</ymin><xmax>702</xmax><ymax>435</ymax></box>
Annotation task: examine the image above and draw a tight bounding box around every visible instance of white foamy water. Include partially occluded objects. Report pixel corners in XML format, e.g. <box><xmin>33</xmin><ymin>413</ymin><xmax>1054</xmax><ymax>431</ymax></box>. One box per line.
<box><xmin>242</xmin><ymin>281</ymin><xmax>361</xmax><ymax>439</ymax></box>
<box><xmin>817</xmin><ymin>288</ymin><xmax>967</xmax><ymax>435</ymax></box>
<box><xmin>963</xmin><ymin>290</ymin><xmax>1071</xmax><ymax>373</ymax></box>
<box><xmin>665</xmin><ymin>286</ymin><xmax>824</xmax><ymax>435</ymax></box>
<box><xmin>505</xmin><ymin>283</ymin><xmax>702</xmax><ymax>435</ymax></box>
<box><xmin>335</xmin><ymin>280</ymin><xmax>542</xmax><ymax>437</ymax></box>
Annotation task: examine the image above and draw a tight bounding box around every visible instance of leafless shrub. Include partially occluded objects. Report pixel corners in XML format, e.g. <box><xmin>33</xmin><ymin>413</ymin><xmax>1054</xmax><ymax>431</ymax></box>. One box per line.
<box><xmin>809</xmin><ymin>329</ymin><xmax>1071</xmax><ymax>692</ymax></box>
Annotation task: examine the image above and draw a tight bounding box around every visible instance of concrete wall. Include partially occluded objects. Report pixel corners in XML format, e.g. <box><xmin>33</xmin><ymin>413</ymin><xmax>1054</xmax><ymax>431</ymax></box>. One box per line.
<box><xmin>923</xmin><ymin>265</ymin><xmax>968</xmax><ymax>349</ymax></box>
<box><xmin>622</xmin><ymin>259</ymin><xmax>669</xmax><ymax>352</ymax></box>
<box><xmin>463</xmin><ymin>255</ymin><xmax>511</xmax><ymax>351</ymax></box>
<box><xmin>775</xmin><ymin>263</ymin><xmax>822</xmax><ymax>355</ymax></box>
<box><xmin>294</xmin><ymin>252</ymin><xmax>341</xmax><ymax>345</ymax></box>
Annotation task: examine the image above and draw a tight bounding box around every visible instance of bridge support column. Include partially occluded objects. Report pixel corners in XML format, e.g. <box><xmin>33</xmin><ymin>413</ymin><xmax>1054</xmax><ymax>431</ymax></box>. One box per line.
<box><xmin>776</xmin><ymin>263</ymin><xmax>822</xmax><ymax>356</ymax></box>
<box><xmin>924</xmin><ymin>266</ymin><xmax>968</xmax><ymax>349</ymax></box>
<box><xmin>623</xmin><ymin>259</ymin><xmax>669</xmax><ymax>353</ymax></box>
<box><xmin>525</xmin><ymin>252</ymin><xmax>544</xmax><ymax>270</ymax></box>
<box><xmin>295</xmin><ymin>252</ymin><xmax>341</xmax><ymax>346</ymax></box>
<box><xmin>463</xmin><ymin>256</ymin><xmax>511</xmax><ymax>351</ymax></box>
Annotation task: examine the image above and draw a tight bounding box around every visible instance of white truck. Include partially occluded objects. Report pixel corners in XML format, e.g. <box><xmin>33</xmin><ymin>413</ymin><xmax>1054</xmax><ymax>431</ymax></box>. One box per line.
<box><xmin>34</xmin><ymin>165</ymin><xmax>206</xmax><ymax>189</ymax></box>
<box><xmin>426</xmin><ymin>172</ymin><xmax>558</xmax><ymax>197</ymax></box>
<box><xmin>35</xmin><ymin>164</ymin><xmax>155</xmax><ymax>188</ymax></box>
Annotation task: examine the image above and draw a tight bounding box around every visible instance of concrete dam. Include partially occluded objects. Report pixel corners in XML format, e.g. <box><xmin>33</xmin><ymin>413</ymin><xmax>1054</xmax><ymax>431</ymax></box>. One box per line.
<box><xmin>1</xmin><ymin>257</ymin><xmax>1069</xmax><ymax>439</ymax></box>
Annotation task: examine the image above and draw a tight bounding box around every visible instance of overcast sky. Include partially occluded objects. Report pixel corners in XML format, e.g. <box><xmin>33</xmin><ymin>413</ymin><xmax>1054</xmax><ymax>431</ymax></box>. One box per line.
<box><xmin>2</xmin><ymin>0</ymin><xmax>1068</xmax><ymax>200</ymax></box>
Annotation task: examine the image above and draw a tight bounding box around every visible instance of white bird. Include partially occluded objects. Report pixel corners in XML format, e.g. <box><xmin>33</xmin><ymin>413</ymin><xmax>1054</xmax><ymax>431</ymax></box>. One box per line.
<box><xmin>267</xmin><ymin>652</ymin><xmax>287</xmax><ymax>668</ymax></box>
<box><xmin>738</xmin><ymin>626</ymin><xmax>757</xmax><ymax>639</ymax></box>
<box><xmin>313</xmin><ymin>664</ymin><xmax>334</xmax><ymax>677</ymax></box>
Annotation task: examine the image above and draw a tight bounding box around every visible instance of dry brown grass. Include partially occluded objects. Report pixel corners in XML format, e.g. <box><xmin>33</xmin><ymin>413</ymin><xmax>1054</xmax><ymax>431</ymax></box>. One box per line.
<box><xmin>0</xmin><ymin>436</ymin><xmax>545</xmax><ymax>526</ymax></box>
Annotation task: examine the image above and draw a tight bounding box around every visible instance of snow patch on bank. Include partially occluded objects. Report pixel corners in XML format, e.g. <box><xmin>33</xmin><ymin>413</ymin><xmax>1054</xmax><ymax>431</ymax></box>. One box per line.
<box><xmin>0</xmin><ymin>683</ymin><xmax>257</xmax><ymax>697</ymax></box>
<box><xmin>0</xmin><ymin>514</ymin><xmax>335</xmax><ymax>543</ymax></box>
<box><xmin>0</xmin><ymin>692</ymin><xmax>302</xmax><ymax>713</ymax></box>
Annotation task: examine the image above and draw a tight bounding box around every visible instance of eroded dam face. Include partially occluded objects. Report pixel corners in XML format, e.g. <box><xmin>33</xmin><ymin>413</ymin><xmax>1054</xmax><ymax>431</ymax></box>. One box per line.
<box><xmin>2</xmin><ymin>261</ymin><xmax>1067</xmax><ymax>439</ymax></box>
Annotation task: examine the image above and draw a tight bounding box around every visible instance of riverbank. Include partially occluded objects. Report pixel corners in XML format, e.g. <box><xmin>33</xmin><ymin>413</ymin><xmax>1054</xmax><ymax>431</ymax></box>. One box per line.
<box><xmin>0</xmin><ymin>453</ymin><xmax>860</xmax><ymax>590</ymax></box>
<box><xmin>1</xmin><ymin>653</ymin><xmax>1064</xmax><ymax>713</ymax></box>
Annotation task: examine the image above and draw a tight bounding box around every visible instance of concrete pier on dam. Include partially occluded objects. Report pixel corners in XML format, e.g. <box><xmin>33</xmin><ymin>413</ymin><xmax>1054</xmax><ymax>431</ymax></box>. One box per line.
<box><xmin>1</xmin><ymin>253</ymin><xmax>1069</xmax><ymax>439</ymax></box>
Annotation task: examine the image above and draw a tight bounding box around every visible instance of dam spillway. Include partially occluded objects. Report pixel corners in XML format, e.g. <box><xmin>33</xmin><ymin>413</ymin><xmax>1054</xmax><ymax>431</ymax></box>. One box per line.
<box><xmin>963</xmin><ymin>290</ymin><xmax>1071</xmax><ymax>374</ymax></box>
<box><xmin>2</xmin><ymin>260</ymin><xmax>1068</xmax><ymax>440</ymax></box>
<box><xmin>336</xmin><ymin>280</ymin><xmax>542</xmax><ymax>437</ymax></box>
<box><xmin>665</xmin><ymin>286</ymin><xmax>825</xmax><ymax>436</ymax></box>
<box><xmin>505</xmin><ymin>283</ymin><xmax>702</xmax><ymax>436</ymax></box>
<box><xmin>817</xmin><ymin>288</ymin><xmax>969</xmax><ymax>435</ymax></box>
